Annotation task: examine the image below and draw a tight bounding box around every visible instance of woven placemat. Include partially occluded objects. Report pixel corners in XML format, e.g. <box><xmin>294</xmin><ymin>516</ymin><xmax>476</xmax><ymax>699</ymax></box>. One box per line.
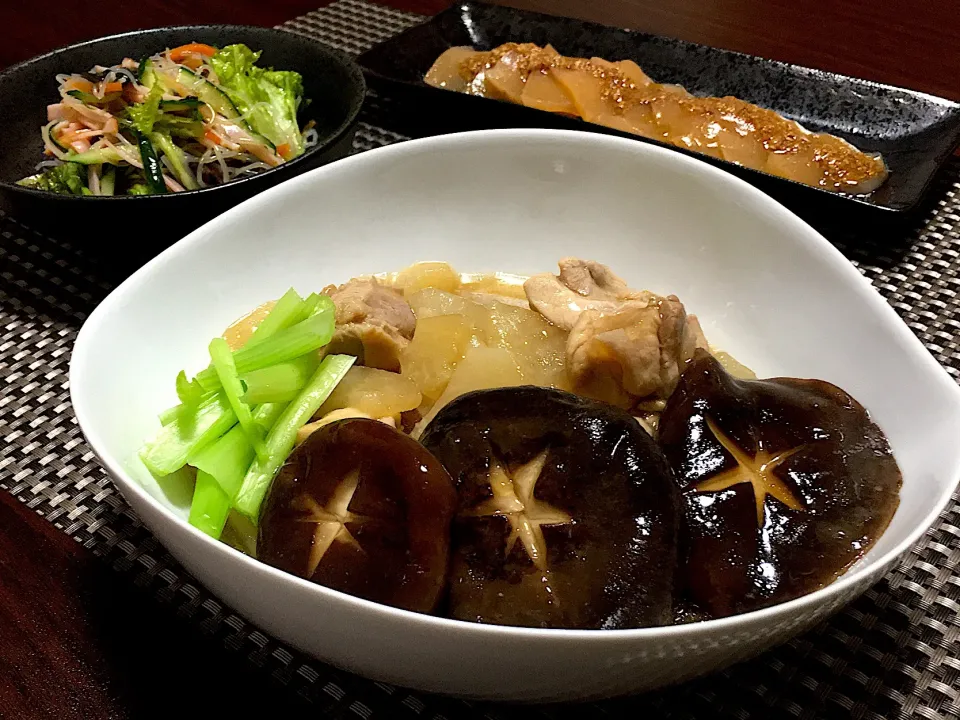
<box><xmin>2</xmin><ymin>1</ymin><xmax>959</xmax><ymax>717</ymax></box>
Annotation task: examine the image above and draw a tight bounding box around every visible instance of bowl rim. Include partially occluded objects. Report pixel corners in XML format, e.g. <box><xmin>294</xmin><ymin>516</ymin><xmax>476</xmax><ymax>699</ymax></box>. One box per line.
<box><xmin>0</xmin><ymin>23</ymin><xmax>365</xmax><ymax>200</ymax></box>
<box><xmin>71</xmin><ymin>127</ymin><xmax>960</xmax><ymax>641</ymax></box>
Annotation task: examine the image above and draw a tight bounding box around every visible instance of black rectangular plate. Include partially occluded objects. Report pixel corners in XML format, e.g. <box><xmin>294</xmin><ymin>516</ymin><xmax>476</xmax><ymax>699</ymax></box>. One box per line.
<box><xmin>358</xmin><ymin>1</ymin><xmax>960</xmax><ymax>213</ymax></box>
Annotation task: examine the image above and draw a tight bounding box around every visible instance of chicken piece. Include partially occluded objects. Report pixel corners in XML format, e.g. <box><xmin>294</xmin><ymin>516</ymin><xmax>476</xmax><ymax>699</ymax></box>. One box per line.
<box><xmin>567</xmin><ymin>301</ymin><xmax>662</xmax><ymax>407</ymax></box>
<box><xmin>567</xmin><ymin>295</ymin><xmax>701</xmax><ymax>405</ymax></box>
<box><xmin>323</xmin><ymin>278</ymin><xmax>417</xmax><ymax>372</ymax></box>
<box><xmin>658</xmin><ymin>295</ymin><xmax>698</xmax><ymax>393</ymax></box>
<box><xmin>527</xmin><ymin>259</ymin><xmax>704</xmax><ymax>405</ymax></box>
<box><xmin>686</xmin><ymin>314</ymin><xmax>709</xmax><ymax>350</ymax></box>
<box><xmin>523</xmin><ymin>257</ymin><xmax>651</xmax><ymax>330</ymax></box>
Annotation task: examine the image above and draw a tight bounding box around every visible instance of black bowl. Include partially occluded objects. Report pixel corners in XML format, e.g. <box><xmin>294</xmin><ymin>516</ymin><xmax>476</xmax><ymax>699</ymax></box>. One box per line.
<box><xmin>0</xmin><ymin>25</ymin><xmax>365</xmax><ymax>268</ymax></box>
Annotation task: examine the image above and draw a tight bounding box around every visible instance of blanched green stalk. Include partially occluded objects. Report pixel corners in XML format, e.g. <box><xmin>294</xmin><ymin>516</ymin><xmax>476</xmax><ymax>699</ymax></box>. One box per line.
<box><xmin>189</xmin><ymin>402</ymin><xmax>286</xmax><ymax>498</ymax></box>
<box><xmin>188</xmin><ymin>470</ymin><xmax>232</xmax><ymax>538</ymax></box>
<box><xmin>140</xmin><ymin>392</ymin><xmax>235</xmax><ymax>476</ymax></box>
<box><xmin>209</xmin><ymin>337</ymin><xmax>266</xmax><ymax>461</ymax></box>
<box><xmin>245</xmin><ymin>287</ymin><xmax>305</xmax><ymax>347</ymax></box>
<box><xmin>240</xmin><ymin>357</ymin><xmax>316</xmax><ymax>404</ymax></box>
<box><xmin>195</xmin><ymin>300</ymin><xmax>335</xmax><ymax>392</ymax></box>
<box><xmin>186</xmin><ymin>402</ymin><xmax>285</xmax><ymax>540</ymax></box>
<box><xmin>234</xmin><ymin>355</ymin><xmax>355</xmax><ymax>520</ymax></box>
<box><xmin>159</xmin><ymin>406</ymin><xmax>180</xmax><ymax>426</ymax></box>
<box><xmin>159</xmin><ymin>390</ymin><xmax>215</xmax><ymax>425</ymax></box>
<box><xmin>176</xmin><ymin>369</ymin><xmax>206</xmax><ymax>407</ymax></box>
<box><xmin>168</xmin><ymin>290</ymin><xmax>306</xmax><ymax>414</ymax></box>
<box><xmin>192</xmin><ymin>426</ymin><xmax>252</xmax><ymax>496</ymax></box>
<box><xmin>298</xmin><ymin>292</ymin><xmax>326</xmax><ymax>320</ymax></box>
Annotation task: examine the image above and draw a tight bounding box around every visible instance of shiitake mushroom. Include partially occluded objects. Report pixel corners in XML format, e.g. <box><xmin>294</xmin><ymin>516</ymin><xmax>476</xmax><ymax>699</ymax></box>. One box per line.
<box><xmin>258</xmin><ymin>418</ymin><xmax>457</xmax><ymax>613</ymax></box>
<box><xmin>659</xmin><ymin>350</ymin><xmax>902</xmax><ymax>618</ymax></box>
<box><xmin>421</xmin><ymin>386</ymin><xmax>681</xmax><ymax>629</ymax></box>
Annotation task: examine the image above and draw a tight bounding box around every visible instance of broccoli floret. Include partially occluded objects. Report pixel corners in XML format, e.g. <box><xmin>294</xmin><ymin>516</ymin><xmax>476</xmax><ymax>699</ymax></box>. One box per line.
<box><xmin>17</xmin><ymin>162</ymin><xmax>89</xmax><ymax>195</ymax></box>
<box><xmin>210</xmin><ymin>44</ymin><xmax>306</xmax><ymax>158</ymax></box>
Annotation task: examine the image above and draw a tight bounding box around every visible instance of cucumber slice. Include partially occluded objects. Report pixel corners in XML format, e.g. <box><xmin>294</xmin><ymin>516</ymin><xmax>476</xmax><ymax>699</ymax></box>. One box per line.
<box><xmin>139</xmin><ymin>57</ymin><xmax>158</xmax><ymax>88</ymax></box>
<box><xmin>159</xmin><ymin>98</ymin><xmax>203</xmax><ymax>113</ymax></box>
<box><xmin>46</xmin><ymin>121</ymin><xmax>69</xmax><ymax>153</ymax></box>
<box><xmin>160</xmin><ymin>66</ymin><xmax>240</xmax><ymax>118</ymax></box>
<box><xmin>155</xmin><ymin>66</ymin><xmax>275</xmax><ymax>150</ymax></box>
<box><xmin>68</xmin><ymin>146</ymin><xmax>125</xmax><ymax>165</ymax></box>
<box><xmin>133</xmin><ymin>130</ymin><xmax>167</xmax><ymax>193</ymax></box>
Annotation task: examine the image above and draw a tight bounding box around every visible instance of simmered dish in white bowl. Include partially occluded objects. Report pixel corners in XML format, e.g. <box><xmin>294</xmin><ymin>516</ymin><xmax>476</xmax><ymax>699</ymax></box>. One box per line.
<box><xmin>70</xmin><ymin>129</ymin><xmax>960</xmax><ymax>701</ymax></box>
<box><xmin>138</xmin><ymin>256</ymin><xmax>902</xmax><ymax>627</ymax></box>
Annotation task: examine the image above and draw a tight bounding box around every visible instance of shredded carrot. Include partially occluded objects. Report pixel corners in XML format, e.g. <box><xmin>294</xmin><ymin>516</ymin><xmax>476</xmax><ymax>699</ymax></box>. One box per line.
<box><xmin>103</xmin><ymin>82</ymin><xmax>123</xmax><ymax>93</ymax></box>
<box><xmin>63</xmin><ymin>77</ymin><xmax>93</xmax><ymax>93</ymax></box>
<box><xmin>169</xmin><ymin>43</ymin><xmax>217</xmax><ymax>62</ymax></box>
<box><xmin>204</xmin><ymin>128</ymin><xmax>222</xmax><ymax>145</ymax></box>
<box><xmin>276</xmin><ymin>143</ymin><xmax>290</xmax><ymax>159</ymax></box>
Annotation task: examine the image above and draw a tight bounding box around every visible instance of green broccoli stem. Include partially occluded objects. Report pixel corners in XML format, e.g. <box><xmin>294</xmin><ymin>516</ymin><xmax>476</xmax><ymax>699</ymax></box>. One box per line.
<box><xmin>100</xmin><ymin>165</ymin><xmax>116</xmax><ymax>196</ymax></box>
<box><xmin>188</xmin><ymin>470</ymin><xmax>232</xmax><ymax>538</ymax></box>
<box><xmin>234</xmin><ymin>354</ymin><xmax>355</xmax><ymax>521</ymax></box>
<box><xmin>240</xmin><ymin>356</ymin><xmax>316</xmax><ymax>404</ymax></box>
<box><xmin>194</xmin><ymin>296</ymin><xmax>335</xmax><ymax>393</ymax></box>
<box><xmin>140</xmin><ymin>392</ymin><xmax>236</xmax><ymax>476</ymax></box>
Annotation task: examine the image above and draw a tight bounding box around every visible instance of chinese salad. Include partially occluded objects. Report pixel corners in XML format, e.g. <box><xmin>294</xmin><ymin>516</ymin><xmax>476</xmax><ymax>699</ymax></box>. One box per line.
<box><xmin>18</xmin><ymin>43</ymin><xmax>315</xmax><ymax>195</ymax></box>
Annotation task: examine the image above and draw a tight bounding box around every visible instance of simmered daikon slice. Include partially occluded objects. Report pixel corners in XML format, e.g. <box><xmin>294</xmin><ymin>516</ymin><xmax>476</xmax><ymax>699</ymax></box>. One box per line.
<box><xmin>551</xmin><ymin>66</ymin><xmax>616</xmax><ymax>124</ymax></box>
<box><xmin>521</xmin><ymin>69</ymin><xmax>578</xmax><ymax>115</ymax></box>
<box><xmin>424</xmin><ymin>46</ymin><xmax>482</xmax><ymax>92</ymax></box>
<box><xmin>483</xmin><ymin>51</ymin><xmax>528</xmax><ymax>102</ymax></box>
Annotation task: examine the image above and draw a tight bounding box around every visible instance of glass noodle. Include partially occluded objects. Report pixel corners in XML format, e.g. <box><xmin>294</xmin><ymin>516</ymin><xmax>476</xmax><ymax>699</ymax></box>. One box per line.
<box><xmin>19</xmin><ymin>42</ymin><xmax>311</xmax><ymax>196</ymax></box>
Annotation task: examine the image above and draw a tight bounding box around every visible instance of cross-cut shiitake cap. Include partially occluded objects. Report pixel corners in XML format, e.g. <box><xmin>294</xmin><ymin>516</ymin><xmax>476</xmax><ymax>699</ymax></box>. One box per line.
<box><xmin>258</xmin><ymin>418</ymin><xmax>457</xmax><ymax>613</ymax></box>
<box><xmin>421</xmin><ymin>386</ymin><xmax>681</xmax><ymax>630</ymax></box>
<box><xmin>659</xmin><ymin>350</ymin><xmax>902</xmax><ymax>618</ymax></box>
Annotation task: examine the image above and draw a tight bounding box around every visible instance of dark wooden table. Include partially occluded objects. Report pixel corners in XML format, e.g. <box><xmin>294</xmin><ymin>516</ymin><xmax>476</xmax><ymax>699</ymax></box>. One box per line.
<box><xmin>1</xmin><ymin>1</ymin><xmax>959</xmax><ymax>717</ymax></box>
<box><xmin>2</xmin><ymin>0</ymin><xmax>958</xmax><ymax>101</ymax></box>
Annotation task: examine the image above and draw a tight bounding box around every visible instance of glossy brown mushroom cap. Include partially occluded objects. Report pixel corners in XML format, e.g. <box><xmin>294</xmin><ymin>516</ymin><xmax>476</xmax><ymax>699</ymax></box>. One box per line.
<box><xmin>659</xmin><ymin>350</ymin><xmax>902</xmax><ymax>617</ymax></box>
<box><xmin>421</xmin><ymin>386</ymin><xmax>681</xmax><ymax>630</ymax></box>
<box><xmin>259</xmin><ymin>418</ymin><xmax>457</xmax><ymax>613</ymax></box>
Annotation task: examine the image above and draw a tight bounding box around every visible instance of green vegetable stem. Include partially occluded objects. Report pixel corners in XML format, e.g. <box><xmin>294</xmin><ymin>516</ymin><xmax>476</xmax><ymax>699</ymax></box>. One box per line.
<box><xmin>233</xmin><ymin>354</ymin><xmax>355</xmax><ymax>521</ymax></box>
<box><xmin>193</xmin><ymin>296</ymin><xmax>335</xmax><ymax>392</ymax></box>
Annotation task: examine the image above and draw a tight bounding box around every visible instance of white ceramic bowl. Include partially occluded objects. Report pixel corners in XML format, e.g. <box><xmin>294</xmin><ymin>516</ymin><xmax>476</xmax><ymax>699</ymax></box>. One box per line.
<box><xmin>70</xmin><ymin>129</ymin><xmax>960</xmax><ymax>702</ymax></box>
